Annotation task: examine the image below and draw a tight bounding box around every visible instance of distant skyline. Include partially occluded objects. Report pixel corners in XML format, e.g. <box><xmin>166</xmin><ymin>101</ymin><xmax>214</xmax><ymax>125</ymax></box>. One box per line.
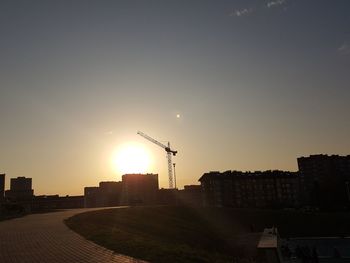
<box><xmin>1</xmin><ymin>0</ymin><xmax>350</xmax><ymax>195</ymax></box>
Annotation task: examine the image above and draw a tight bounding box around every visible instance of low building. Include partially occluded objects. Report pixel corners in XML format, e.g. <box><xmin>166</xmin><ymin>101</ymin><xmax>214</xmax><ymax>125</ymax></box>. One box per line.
<box><xmin>199</xmin><ymin>170</ymin><xmax>300</xmax><ymax>208</ymax></box>
<box><xmin>158</xmin><ymin>188</ymin><xmax>179</xmax><ymax>205</ymax></box>
<box><xmin>32</xmin><ymin>195</ymin><xmax>84</xmax><ymax>210</ymax></box>
<box><xmin>99</xmin><ymin>181</ymin><xmax>123</xmax><ymax>206</ymax></box>
<box><xmin>157</xmin><ymin>185</ymin><xmax>202</xmax><ymax>206</ymax></box>
<box><xmin>177</xmin><ymin>185</ymin><xmax>202</xmax><ymax>206</ymax></box>
<box><xmin>5</xmin><ymin>177</ymin><xmax>34</xmax><ymax>201</ymax></box>
<box><xmin>84</xmin><ymin>181</ymin><xmax>122</xmax><ymax>208</ymax></box>
<box><xmin>84</xmin><ymin>187</ymin><xmax>100</xmax><ymax>208</ymax></box>
<box><xmin>122</xmin><ymin>173</ymin><xmax>159</xmax><ymax>205</ymax></box>
<box><xmin>0</xmin><ymin>174</ymin><xmax>5</xmax><ymax>201</ymax></box>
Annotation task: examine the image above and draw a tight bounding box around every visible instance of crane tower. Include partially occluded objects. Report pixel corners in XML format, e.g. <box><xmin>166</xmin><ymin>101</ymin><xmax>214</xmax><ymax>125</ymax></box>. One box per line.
<box><xmin>137</xmin><ymin>131</ymin><xmax>177</xmax><ymax>188</ymax></box>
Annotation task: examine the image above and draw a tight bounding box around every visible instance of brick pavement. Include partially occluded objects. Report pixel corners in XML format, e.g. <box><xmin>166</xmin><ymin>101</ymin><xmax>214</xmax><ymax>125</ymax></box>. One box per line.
<box><xmin>0</xmin><ymin>208</ymin><xmax>147</xmax><ymax>263</ymax></box>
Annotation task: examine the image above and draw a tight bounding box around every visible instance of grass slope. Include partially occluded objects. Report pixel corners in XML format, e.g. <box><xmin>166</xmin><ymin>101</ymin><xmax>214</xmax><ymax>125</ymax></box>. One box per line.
<box><xmin>65</xmin><ymin>206</ymin><xmax>350</xmax><ymax>263</ymax></box>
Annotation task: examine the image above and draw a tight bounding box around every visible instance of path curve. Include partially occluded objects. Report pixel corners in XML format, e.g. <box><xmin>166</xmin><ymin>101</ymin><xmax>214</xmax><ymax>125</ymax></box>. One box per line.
<box><xmin>0</xmin><ymin>208</ymin><xmax>147</xmax><ymax>263</ymax></box>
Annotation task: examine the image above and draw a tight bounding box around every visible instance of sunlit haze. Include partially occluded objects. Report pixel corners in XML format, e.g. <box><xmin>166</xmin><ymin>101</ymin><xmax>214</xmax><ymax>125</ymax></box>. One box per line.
<box><xmin>112</xmin><ymin>142</ymin><xmax>151</xmax><ymax>175</ymax></box>
<box><xmin>0</xmin><ymin>0</ymin><xmax>350</xmax><ymax>195</ymax></box>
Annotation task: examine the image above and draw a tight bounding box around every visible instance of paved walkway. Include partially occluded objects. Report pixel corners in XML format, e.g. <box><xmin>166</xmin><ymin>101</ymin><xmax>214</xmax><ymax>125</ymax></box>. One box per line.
<box><xmin>0</xmin><ymin>208</ymin><xmax>147</xmax><ymax>263</ymax></box>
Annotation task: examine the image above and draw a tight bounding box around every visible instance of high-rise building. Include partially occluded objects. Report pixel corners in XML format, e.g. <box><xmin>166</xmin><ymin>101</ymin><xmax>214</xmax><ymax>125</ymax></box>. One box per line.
<box><xmin>0</xmin><ymin>174</ymin><xmax>5</xmax><ymax>200</ymax></box>
<box><xmin>297</xmin><ymin>154</ymin><xmax>350</xmax><ymax>208</ymax></box>
<box><xmin>199</xmin><ymin>170</ymin><xmax>300</xmax><ymax>208</ymax></box>
<box><xmin>5</xmin><ymin>177</ymin><xmax>34</xmax><ymax>201</ymax></box>
<box><xmin>122</xmin><ymin>173</ymin><xmax>159</xmax><ymax>205</ymax></box>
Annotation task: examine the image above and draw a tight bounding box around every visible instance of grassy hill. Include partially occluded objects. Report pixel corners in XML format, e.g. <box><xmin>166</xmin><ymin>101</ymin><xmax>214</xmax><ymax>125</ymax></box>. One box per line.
<box><xmin>65</xmin><ymin>206</ymin><xmax>350</xmax><ymax>263</ymax></box>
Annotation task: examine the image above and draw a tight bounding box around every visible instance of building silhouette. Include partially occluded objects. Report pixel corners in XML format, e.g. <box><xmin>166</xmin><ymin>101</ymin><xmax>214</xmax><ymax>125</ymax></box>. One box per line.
<box><xmin>5</xmin><ymin>177</ymin><xmax>34</xmax><ymax>201</ymax></box>
<box><xmin>84</xmin><ymin>181</ymin><xmax>122</xmax><ymax>208</ymax></box>
<box><xmin>121</xmin><ymin>173</ymin><xmax>159</xmax><ymax>205</ymax></box>
<box><xmin>199</xmin><ymin>170</ymin><xmax>300</xmax><ymax>208</ymax></box>
<box><xmin>84</xmin><ymin>175</ymin><xmax>159</xmax><ymax>207</ymax></box>
<box><xmin>32</xmin><ymin>195</ymin><xmax>84</xmax><ymax>210</ymax></box>
<box><xmin>99</xmin><ymin>181</ymin><xmax>123</xmax><ymax>205</ymax></box>
<box><xmin>158</xmin><ymin>188</ymin><xmax>179</xmax><ymax>205</ymax></box>
<box><xmin>0</xmin><ymin>174</ymin><xmax>5</xmax><ymax>201</ymax></box>
<box><xmin>84</xmin><ymin>187</ymin><xmax>100</xmax><ymax>207</ymax></box>
<box><xmin>298</xmin><ymin>154</ymin><xmax>350</xmax><ymax>209</ymax></box>
<box><xmin>177</xmin><ymin>185</ymin><xmax>202</xmax><ymax>206</ymax></box>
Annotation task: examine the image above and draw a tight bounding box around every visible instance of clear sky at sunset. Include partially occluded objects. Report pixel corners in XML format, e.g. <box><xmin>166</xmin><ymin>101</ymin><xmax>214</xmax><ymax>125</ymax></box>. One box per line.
<box><xmin>1</xmin><ymin>0</ymin><xmax>349</xmax><ymax>195</ymax></box>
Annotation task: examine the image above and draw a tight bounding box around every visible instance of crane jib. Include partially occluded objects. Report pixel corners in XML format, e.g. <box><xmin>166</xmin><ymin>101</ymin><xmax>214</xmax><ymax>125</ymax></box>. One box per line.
<box><xmin>137</xmin><ymin>131</ymin><xmax>177</xmax><ymax>188</ymax></box>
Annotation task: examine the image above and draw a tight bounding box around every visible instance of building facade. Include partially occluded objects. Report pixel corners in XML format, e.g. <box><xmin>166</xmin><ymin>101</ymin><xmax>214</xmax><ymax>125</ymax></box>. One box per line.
<box><xmin>121</xmin><ymin>173</ymin><xmax>159</xmax><ymax>205</ymax></box>
<box><xmin>199</xmin><ymin>170</ymin><xmax>300</xmax><ymax>208</ymax></box>
<box><xmin>297</xmin><ymin>154</ymin><xmax>350</xmax><ymax>209</ymax></box>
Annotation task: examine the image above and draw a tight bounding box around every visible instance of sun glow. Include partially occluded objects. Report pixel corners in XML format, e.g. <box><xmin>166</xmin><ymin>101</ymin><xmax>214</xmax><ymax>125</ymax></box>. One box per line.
<box><xmin>112</xmin><ymin>143</ymin><xmax>151</xmax><ymax>175</ymax></box>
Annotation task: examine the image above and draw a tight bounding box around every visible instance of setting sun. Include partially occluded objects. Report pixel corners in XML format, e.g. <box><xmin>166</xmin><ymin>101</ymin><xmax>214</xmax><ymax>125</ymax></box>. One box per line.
<box><xmin>112</xmin><ymin>143</ymin><xmax>151</xmax><ymax>175</ymax></box>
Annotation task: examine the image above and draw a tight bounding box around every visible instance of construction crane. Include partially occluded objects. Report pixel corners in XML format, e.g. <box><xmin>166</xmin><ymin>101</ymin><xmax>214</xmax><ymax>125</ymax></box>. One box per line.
<box><xmin>137</xmin><ymin>131</ymin><xmax>177</xmax><ymax>189</ymax></box>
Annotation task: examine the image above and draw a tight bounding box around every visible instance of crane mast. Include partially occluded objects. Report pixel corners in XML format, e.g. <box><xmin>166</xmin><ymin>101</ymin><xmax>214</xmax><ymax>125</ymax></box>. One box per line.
<box><xmin>137</xmin><ymin>131</ymin><xmax>177</xmax><ymax>188</ymax></box>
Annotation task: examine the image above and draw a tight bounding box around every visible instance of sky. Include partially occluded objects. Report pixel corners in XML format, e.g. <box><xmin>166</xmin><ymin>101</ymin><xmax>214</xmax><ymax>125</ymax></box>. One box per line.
<box><xmin>1</xmin><ymin>0</ymin><xmax>350</xmax><ymax>195</ymax></box>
